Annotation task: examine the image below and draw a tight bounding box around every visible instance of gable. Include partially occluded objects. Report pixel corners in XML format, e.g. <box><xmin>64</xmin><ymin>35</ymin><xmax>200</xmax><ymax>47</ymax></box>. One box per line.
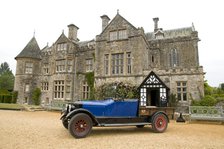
<box><xmin>99</xmin><ymin>13</ymin><xmax>138</xmax><ymax>39</ymax></box>
<box><xmin>55</xmin><ymin>33</ymin><xmax>70</xmax><ymax>44</ymax></box>
<box><xmin>139</xmin><ymin>71</ymin><xmax>169</xmax><ymax>89</ymax></box>
<box><xmin>138</xmin><ymin>71</ymin><xmax>170</xmax><ymax>107</ymax></box>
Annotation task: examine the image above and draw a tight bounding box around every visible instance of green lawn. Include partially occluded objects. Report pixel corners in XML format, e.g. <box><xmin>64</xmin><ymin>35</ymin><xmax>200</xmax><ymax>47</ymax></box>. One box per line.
<box><xmin>0</xmin><ymin>103</ymin><xmax>23</xmax><ymax>110</ymax></box>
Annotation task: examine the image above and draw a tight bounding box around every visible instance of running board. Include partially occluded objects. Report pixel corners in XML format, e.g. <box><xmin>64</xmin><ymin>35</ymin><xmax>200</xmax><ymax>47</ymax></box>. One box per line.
<box><xmin>98</xmin><ymin>122</ymin><xmax>151</xmax><ymax>127</ymax></box>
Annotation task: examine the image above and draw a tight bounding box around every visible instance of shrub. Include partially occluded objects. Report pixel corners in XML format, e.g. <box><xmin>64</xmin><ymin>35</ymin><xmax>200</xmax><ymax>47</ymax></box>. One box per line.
<box><xmin>11</xmin><ymin>91</ymin><xmax>18</xmax><ymax>103</ymax></box>
<box><xmin>0</xmin><ymin>94</ymin><xmax>13</xmax><ymax>103</ymax></box>
<box><xmin>191</xmin><ymin>95</ymin><xmax>216</xmax><ymax>106</ymax></box>
<box><xmin>95</xmin><ymin>82</ymin><xmax>139</xmax><ymax>100</ymax></box>
<box><xmin>191</xmin><ymin>100</ymin><xmax>201</xmax><ymax>106</ymax></box>
<box><xmin>200</xmin><ymin>96</ymin><xmax>216</xmax><ymax>106</ymax></box>
<box><xmin>32</xmin><ymin>88</ymin><xmax>41</xmax><ymax>105</ymax></box>
<box><xmin>168</xmin><ymin>93</ymin><xmax>178</xmax><ymax>107</ymax></box>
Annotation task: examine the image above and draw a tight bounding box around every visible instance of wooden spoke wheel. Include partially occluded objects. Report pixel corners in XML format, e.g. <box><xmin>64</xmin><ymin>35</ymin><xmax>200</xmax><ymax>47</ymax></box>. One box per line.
<box><xmin>68</xmin><ymin>113</ymin><xmax>92</xmax><ymax>138</ymax></box>
<box><xmin>152</xmin><ymin>113</ymin><xmax>168</xmax><ymax>133</ymax></box>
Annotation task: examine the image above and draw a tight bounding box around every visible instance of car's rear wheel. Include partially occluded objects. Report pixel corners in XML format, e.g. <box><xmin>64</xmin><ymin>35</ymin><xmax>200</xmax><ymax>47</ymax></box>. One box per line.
<box><xmin>151</xmin><ymin>113</ymin><xmax>168</xmax><ymax>133</ymax></box>
<box><xmin>68</xmin><ymin>113</ymin><xmax>92</xmax><ymax>138</ymax></box>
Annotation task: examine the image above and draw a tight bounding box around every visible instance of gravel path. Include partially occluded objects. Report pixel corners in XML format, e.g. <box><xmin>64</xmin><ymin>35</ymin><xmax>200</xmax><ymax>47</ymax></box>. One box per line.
<box><xmin>0</xmin><ymin>110</ymin><xmax>224</xmax><ymax>149</ymax></box>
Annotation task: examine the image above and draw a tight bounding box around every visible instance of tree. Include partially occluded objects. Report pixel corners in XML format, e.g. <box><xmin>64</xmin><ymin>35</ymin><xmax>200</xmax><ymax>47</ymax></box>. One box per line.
<box><xmin>0</xmin><ymin>62</ymin><xmax>10</xmax><ymax>74</ymax></box>
<box><xmin>204</xmin><ymin>81</ymin><xmax>213</xmax><ymax>95</ymax></box>
<box><xmin>220</xmin><ymin>83</ymin><xmax>224</xmax><ymax>91</ymax></box>
<box><xmin>0</xmin><ymin>62</ymin><xmax>14</xmax><ymax>91</ymax></box>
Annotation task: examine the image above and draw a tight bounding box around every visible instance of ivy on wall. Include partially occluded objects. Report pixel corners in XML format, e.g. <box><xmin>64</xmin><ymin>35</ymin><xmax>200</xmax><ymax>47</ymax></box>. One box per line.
<box><xmin>85</xmin><ymin>72</ymin><xmax>95</xmax><ymax>99</ymax></box>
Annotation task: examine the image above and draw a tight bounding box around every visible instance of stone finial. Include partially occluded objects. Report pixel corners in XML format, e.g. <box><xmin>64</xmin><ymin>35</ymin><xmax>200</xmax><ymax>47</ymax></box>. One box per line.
<box><xmin>192</xmin><ymin>22</ymin><xmax>195</xmax><ymax>31</ymax></box>
<box><xmin>33</xmin><ymin>29</ymin><xmax>35</xmax><ymax>37</ymax></box>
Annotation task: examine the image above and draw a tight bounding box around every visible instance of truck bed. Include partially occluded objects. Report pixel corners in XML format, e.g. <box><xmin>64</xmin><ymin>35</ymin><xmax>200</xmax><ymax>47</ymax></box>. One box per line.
<box><xmin>139</xmin><ymin>106</ymin><xmax>175</xmax><ymax>119</ymax></box>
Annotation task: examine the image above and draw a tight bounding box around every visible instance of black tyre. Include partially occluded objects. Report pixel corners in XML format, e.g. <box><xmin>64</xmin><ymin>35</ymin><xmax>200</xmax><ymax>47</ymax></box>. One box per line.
<box><xmin>151</xmin><ymin>113</ymin><xmax>168</xmax><ymax>133</ymax></box>
<box><xmin>62</xmin><ymin>119</ymin><xmax>68</xmax><ymax>129</ymax></box>
<box><xmin>136</xmin><ymin>125</ymin><xmax>145</xmax><ymax>128</ymax></box>
<box><xmin>68</xmin><ymin>113</ymin><xmax>92</xmax><ymax>138</ymax></box>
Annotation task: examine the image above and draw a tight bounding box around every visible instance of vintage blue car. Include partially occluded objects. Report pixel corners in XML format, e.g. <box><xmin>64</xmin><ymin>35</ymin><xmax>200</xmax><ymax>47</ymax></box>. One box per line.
<box><xmin>61</xmin><ymin>98</ymin><xmax>169</xmax><ymax>138</ymax></box>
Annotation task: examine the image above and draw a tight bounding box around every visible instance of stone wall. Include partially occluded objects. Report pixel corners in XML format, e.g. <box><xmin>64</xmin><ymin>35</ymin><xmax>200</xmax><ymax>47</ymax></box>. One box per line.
<box><xmin>14</xmin><ymin>58</ymin><xmax>41</xmax><ymax>104</ymax></box>
<box><xmin>14</xmin><ymin>13</ymin><xmax>204</xmax><ymax>105</ymax></box>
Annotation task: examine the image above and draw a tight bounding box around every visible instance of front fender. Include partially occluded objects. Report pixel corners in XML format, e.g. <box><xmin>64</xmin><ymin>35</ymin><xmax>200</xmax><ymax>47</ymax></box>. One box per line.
<box><xmin>65</xmin><ymin>108</ymin><xmax>99</xmax><ymax>125</ymax></box>
<box><xmin>150</xmin><ymin>111</ymin><xmax>169</xmax><ymax>123</ymax></box>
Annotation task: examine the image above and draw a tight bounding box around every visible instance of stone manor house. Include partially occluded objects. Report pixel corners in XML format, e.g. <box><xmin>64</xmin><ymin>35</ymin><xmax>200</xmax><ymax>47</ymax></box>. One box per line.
<box><xmin>14</xmin><ymin>12</ymin><xmax>204</xmax><ymax>106</ymax></box>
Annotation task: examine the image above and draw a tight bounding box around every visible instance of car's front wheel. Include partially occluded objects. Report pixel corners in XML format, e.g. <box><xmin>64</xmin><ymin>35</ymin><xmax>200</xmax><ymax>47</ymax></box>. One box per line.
<box><xmin>68</xmin><ymin>113</ymin><xmax>92</xmax><ymax>138</ymax></box>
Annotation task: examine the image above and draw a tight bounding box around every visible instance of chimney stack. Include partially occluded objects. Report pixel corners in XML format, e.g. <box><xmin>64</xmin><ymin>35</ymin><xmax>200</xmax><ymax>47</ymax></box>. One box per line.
<box><xmin>67</xmin><ymin>24</ymin><xmax>79</xmax><ymax>41</ymax></box>
<box><xmin>100</xmin><ymin>15</ymin><xmax>110</xmax><ymax>31</ymax></box>
<box><xmin>153</xmin><ymin>17</ymin><xmax>159</xmax><ymax>32</ymax></box>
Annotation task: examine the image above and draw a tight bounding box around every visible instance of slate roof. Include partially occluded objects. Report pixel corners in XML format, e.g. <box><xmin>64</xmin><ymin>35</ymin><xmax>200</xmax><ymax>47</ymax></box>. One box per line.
<box><xmin>78</xmin><ymin>39</ymin><xmax>95</xmax><ymax>47</ymax></box>
<box><xmin>15</xmin><ymin>37</ymin><xmax>41</xmax><ymax>60</ymax></box>
<box><xmin>145</xmin><ymin>27</ymin><xmax>194</xmax><ymax>40</ymax></box>
<box><xmin>55</xmin><ymin>32</ymin><xmax>70</xmax><ymax>44</ymax></box>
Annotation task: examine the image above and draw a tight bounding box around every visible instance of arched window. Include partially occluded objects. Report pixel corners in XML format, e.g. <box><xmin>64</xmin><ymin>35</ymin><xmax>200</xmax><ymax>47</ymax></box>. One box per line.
<box><xmin>170</xmin><ymin>49</ymin><xmax>179</xmax><ymax>67</ymax></box>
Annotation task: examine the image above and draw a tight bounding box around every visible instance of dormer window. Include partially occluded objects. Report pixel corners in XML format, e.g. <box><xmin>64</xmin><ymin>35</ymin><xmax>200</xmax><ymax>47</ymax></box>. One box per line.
<box><xmin>57</xmin><ymin>43</ymin><xmax>67</xmax><ymax>51</ymax></box>
<box><xmin>109</xmin><ymin>30</ymin><xmax>127</xmax><ymax>41</ymax></box>
<box><xmin>155</xmin><ymin>29</ymin><xmax>164</xmax><ymax>39</ymax></box>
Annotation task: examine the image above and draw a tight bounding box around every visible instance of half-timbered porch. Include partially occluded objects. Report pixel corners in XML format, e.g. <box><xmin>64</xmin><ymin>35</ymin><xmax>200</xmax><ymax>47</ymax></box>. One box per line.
<box><xmin>139</xmin><ymin>71</ymin><xmax>170</xmax><ymax>107</ymax></box>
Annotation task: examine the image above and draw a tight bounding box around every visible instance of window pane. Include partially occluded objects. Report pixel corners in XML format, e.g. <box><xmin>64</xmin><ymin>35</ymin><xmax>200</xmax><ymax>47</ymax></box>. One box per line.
<box><xmin>110</xmin><ymin>31</ymin><xmax>117</xmax><ymax>41</ymax></box>
<box><xmin>177</xmin><ymin>93</ymin><xmax>181</xmax><ymax>101</ymax></box>
<box><xmin>176</xmin><ymin>81</ymin><xmax>187</xmax><ymax>101</ymax></box>
<box><xmin>86</xmin><ymin>59</ymin><xmax>93</xmax><ymax>72</ymax></box>
<box><xmin>118</xmin><ymin>30</ymin><xmax>127</xmax><ymax>39</ymax></box>
<box><xmin>56</xmin><ymin>60</ymin><xmax>66</xmax><ymax>72</ymax></box>
<box><xmin>82</xmin><ymin>82</ymin><xmax>90</xmax><ymax>99</ymax></box>
<box><xmin>183</xmin><ymin>93</ymin><xmax>187</xmax><ymax>101</ymax></box>
<box><xmin>111</xmin><ymin>53</ymin><xmax>124</xmax><ymax>75</ymax></box>
<box><xmin>25</xmin><ymin>62</ymin><xmax>33</xmax><ymax>74</ymax></box>
<box><xmin>54</xmin><ymin>80</ymin><xmax>65</xmax><ymax>100</ymax></box>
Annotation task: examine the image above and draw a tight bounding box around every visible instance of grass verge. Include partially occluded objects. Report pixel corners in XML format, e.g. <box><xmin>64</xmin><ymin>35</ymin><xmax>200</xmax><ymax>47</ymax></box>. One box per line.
<box><xmin>0</xmin><ymin>103</ymin><xmax>23</xmax><ymax>110</ymax></box>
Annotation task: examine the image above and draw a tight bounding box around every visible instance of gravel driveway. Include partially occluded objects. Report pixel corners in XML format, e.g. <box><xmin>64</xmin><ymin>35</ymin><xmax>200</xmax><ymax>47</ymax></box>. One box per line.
<box><xmin>0</xmin><ymin>110</ymin><xmax>224</xmax><ymax>149</ymax></box>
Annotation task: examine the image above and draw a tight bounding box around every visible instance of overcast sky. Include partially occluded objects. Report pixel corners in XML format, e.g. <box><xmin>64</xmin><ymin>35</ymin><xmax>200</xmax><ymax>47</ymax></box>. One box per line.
<box><xmin>0</xmin><ymin>0</ymin><xmax>223</xmax><ymax>87</ymax></box>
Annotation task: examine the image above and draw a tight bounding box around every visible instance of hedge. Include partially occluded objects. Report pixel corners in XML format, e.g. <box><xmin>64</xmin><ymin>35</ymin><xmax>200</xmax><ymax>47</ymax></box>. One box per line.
<box><xmin>0</xmin><ymin>92</ymin><xmax>17</xmax><ymax>103</ymax></box>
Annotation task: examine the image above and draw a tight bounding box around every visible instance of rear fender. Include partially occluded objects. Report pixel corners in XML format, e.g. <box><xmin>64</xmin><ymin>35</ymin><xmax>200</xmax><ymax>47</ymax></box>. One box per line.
<box><xmin>150</xmin><ymin>111</ymin><xmax>169</xmax><ymax>123</ymax></box>
<box><xmin>66</xmin><ymin>108</ymin><xmax>99</xmax><ymax>125</ymax></box>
